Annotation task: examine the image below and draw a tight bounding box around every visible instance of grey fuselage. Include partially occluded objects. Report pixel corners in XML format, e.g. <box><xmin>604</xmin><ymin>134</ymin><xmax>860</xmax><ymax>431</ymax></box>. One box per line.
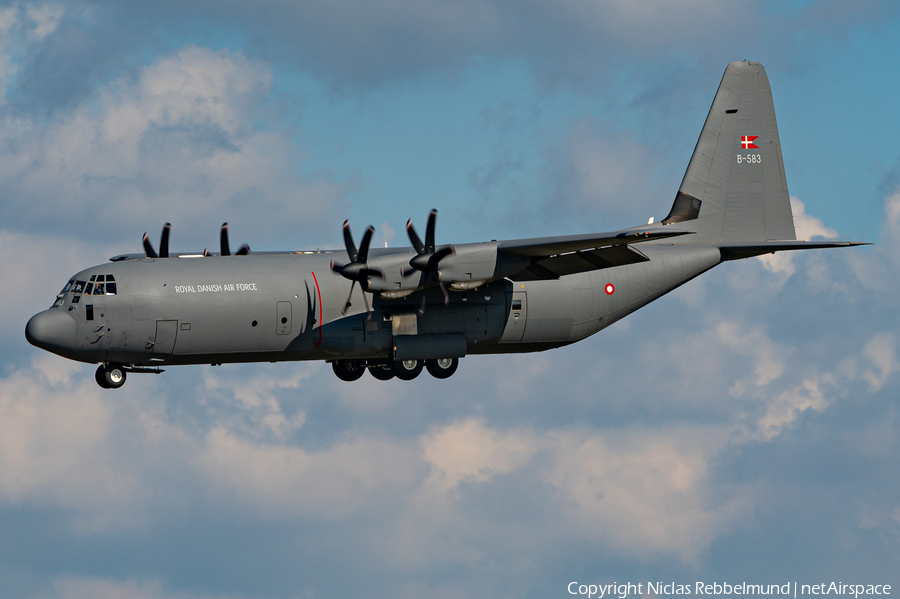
<box><xmin>28</xmin><ymin>242</ymin><xmax>722</xmax><ymax>367</ymax></box>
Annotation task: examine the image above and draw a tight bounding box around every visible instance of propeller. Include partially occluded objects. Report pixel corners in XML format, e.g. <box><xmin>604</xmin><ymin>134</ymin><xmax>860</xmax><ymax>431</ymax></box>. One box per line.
<box><xmin>142</xmin><ymin>222</ymin><xmax>171</xmax><ymax>258</ymax></box>
<box><xmin>404</xmin><ymin>209</ymin><xmax>454</xmax><ymax>306</ymax></box>
<box><xmin>220</xmin><ymin>222</ymin><xmax>250</xmax><ymax>256</ymax></box>
<box><xmin>142</xmin><ymin>222</ymin><xmax>251</xmax><ymax>258</ymax></box>
<box><xmin>330</xmin><ymin>221</ymin><xmax>383</xmax><ymax>316</ymax></box>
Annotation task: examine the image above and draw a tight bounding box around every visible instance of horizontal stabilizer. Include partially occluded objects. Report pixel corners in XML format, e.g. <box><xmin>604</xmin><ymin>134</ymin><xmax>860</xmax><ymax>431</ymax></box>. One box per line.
<box><xmin>719</xmin><ymin>241</ymin><xmax>870</xmax><ymax>261</ymax></box>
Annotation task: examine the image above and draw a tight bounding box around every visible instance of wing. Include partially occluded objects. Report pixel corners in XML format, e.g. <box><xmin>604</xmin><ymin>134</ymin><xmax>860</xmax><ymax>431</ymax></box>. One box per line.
<box><xmin>497</xmin><ymin>228</ymin><xmax>694</xmax><ymax>281</ymax></box>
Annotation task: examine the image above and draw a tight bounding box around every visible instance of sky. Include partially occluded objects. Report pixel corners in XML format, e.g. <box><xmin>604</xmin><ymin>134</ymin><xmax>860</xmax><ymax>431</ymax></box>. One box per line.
<box><xmin>1</xmin><ymin>1</ymin><xmax>900</xmax><ymax>597</ymax></box>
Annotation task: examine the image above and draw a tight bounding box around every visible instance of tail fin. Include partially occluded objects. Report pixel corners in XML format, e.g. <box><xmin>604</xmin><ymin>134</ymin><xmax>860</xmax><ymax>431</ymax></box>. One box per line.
<box><xmin>664</xmin><ymin>60</ymin><xmax>796</xmax><ymax>243</ymax></box>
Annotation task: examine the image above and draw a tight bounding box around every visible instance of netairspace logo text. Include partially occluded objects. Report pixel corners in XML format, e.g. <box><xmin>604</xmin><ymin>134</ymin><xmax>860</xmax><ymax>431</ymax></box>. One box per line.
<box><xmin>567</xmin><ymin>582</ymin><xmax>892</xmax><ymax>599</ymax></box>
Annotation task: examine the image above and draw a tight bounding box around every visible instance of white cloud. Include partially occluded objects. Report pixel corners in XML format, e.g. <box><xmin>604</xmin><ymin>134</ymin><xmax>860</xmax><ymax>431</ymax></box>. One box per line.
<box><xmin>791</xmin><ymin>197</ymin><xmax>839</xmax><ymax>241</ymax></box>
<box><xmin>414</xmin><ymin>418</ymin><xmax>750</xmax><ymax>563</ymax></box>
<box><xmin>540</xmin><ymin>426</ymin><xmax>749</xmax><ymax>562</ymax></box>
<box><xmin>202</xmin><ymin>366</ymin><xmax>314</xmax><ymax>440</ymax></box>
<box><xmin>716</xmin><ymin>320</ymin><xmax>786</xmax><ymax>388</ymax></box>
<box><xmin>196</xmin><ymin>427</ymin><xmax>423</xmax><ymax>519</ymax></box>
<box><xmin>862</xmin><ymin>333</ymin><xmax>897</xmax><ymax>392</ymax></box>
<box><xmin>756</xmin><ymin>373</ymin><xmax>835</xmax><ymax>440</ymax></box>
<box><xmin>757</xmin><ymin>197</ymin><xmax>840</xmax><ymax>277</ymax></box>
<box><xmin>0</xmin><ymin>360</ymin><xmax>150</xmax><ymax>531</ymax></box>
<box><xmin>0</xmin><ymin>3</ymin><xmax>66</xmax><ymax>106</ymax></box>
<box><xmin>422</xmin><ymin>417</ymin><xmax>539</xmax><ymax>491</ymax></box>
<box><xmin>0</xmin><ymin>45</ymin><xmax>351</xmax><ymax>245</ymax></box>
<box><xmin>24</xmin><ymin>3</ymin><xmax>64</xmax><ymax>39</ymax></box>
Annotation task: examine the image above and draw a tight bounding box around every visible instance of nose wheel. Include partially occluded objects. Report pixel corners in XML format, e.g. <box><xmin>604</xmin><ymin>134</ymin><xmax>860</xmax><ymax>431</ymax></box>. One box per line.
<box><xmin>95</xmin><ymin>363</ymin><xmax>127</xmax><ymax>389</ymax></box>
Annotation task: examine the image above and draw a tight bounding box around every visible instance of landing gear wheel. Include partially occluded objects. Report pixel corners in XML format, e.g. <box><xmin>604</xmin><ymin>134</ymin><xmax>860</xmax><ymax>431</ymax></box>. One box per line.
<box><xmin>426</xmin><ymin>357</ymin><xmax>458</xmax><ymax>379</ymax></box>
<box><xmin>332</xmin><ymin>360</ymin><xmax>365</xmax><ymax>382</ymax></box>
<box><xmin>96</xmin><ymin>363</ymin><xmax>126</xmax><ymax>389</ymax></box>
<box><xmin>95</xmin><ymin>366</ymin><xmax>111</xmax><ymax>389</ymax></box>
<box><xmin>368</xmin><ymin>363</ymin><xmax>395</xmax><ymax>381</ymax></box>
<box><xmin>392</xmin><ymin>359</ymin><xmax>423</xmax><ymax>381</ymax></box>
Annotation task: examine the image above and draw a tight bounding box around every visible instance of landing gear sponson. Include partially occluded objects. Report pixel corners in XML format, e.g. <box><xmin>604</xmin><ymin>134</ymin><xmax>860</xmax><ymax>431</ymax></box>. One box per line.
<box><xmin>331</xmin><ymin>357</ymin><xmax>460</xmax><ymax>382</ymax></box>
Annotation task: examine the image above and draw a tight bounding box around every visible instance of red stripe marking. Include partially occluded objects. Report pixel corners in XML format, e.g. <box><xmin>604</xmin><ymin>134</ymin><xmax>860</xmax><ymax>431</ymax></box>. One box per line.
<box><xmin>311</xmin><ymin>271</ymin><xmax>323</xmax><ymax>348</ymax></box>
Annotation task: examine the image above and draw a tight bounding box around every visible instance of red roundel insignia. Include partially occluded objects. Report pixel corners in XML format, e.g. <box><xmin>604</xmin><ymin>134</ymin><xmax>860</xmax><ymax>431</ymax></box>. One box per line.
<box><xmin>605</xmin><ymin>283</ymin><xmax>615</xmax><ymax>295</ymax></box>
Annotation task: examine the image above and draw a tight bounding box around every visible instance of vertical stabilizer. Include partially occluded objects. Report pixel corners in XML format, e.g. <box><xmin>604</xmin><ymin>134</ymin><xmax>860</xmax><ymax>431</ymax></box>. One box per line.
<box><xmin>666</xmin><ymin>61</ymin><xmax>796</xmax><ymax>243</ymax></box>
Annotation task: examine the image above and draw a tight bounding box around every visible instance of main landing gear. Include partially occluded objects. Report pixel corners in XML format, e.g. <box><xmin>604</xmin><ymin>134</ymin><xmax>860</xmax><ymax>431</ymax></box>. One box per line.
<box><xmin>331</xmin><ymin>358</ymin><xmax>460</xmax><ymax>382</ymax></box>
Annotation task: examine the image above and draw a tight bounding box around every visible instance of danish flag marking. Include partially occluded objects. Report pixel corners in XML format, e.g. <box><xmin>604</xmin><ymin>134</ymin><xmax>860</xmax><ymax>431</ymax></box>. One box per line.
<box><xmin>741</xmin><ymin>135</ymin><xmax>760</xmax><ymax>149</ymax></box>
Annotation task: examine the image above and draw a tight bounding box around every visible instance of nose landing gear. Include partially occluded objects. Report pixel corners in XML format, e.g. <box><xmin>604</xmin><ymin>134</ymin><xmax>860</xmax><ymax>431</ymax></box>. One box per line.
<box><xmin>95</xmin><ymin>363</ymin><xmax>127</xmax><ymax>389</ymax></box>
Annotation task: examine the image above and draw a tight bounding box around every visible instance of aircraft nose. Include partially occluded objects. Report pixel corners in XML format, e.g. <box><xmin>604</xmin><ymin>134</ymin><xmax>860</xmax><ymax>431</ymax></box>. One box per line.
<box><xmin>25</xmin><ymin>309</ymin><xmax>76</xmax><ymax>351</ymax></box>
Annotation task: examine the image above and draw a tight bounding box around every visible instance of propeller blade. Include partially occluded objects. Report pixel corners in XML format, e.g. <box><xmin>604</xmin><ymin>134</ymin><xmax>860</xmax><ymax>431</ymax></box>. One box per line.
<box><xmin>434</xmin><ymin>245</ymin><xmax>456</xmax><ymax>260</ymax></box>
<box><xmin>425</xmin><ymin>209</ymin><xmax>437</xmax><ymax>253</ymax></box>
<box><xmin>342</xmin><ymin>220</ymin><xmax>358</xmax><ymax>262</ymax></box>
<box><xmin>159</xmin><ymin>223</ymin><xmax>171</xmax><ymax>258</ymax></box>
<box><xmin>341</xmin><ymin>280</ymin><xmax>357</xmax><ymax>316</ymax></box>
<box><xmin>236</xmin><ymin>244</ymin><xmax>250</xmax><ymax>256</ymax></box>
<box><xmin>357</xmin><ymin>226</ymin><xmax>375</xmax><ymax>264</ymax></box>
<box><xmin>406</xmin><ymin>219</ymin><xmax>424</xmax><ymax>254</ymax></box>
<box><xmin>362</xmin><ymin>286</ymin><xmax>372</xmax><ymax>320</ymax></box>
<box><xmin>331</xmin><ymin>260</ymin><xmax>344</xmax><ymax>274</ymax></box>
<box><xmin>220</xmin><ymin>223</ymin><xmax>231</xmax><ymax>256</ymax></box>
<box><xmin>203</xmin><ymin>248</ymin><xmax>209</xmax><ymax>257</ymax></box>
<box><xmin>432</xmin><ymin>246</ymin><xmax>454</xmax><ymax>263</ymax></box>
<box><xmin>439</xmin><ymin>280</ymin><xmax>449</xmax><ymax>306</ymax></box>
<box><xmin>142</xmin><ymin>233</ymin><xmax>158</xmax><ymax>258</ymax></box>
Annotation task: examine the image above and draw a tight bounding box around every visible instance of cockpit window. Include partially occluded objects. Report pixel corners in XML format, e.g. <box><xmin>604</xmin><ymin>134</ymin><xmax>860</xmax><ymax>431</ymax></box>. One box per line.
<box><xmin>65</xmin><ymin>276</ymin><xmax>115</xmax><ymax>301</ymax></box>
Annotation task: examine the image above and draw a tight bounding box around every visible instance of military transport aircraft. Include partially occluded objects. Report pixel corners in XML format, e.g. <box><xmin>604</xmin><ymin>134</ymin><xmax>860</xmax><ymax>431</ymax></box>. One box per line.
<box><xmin>26</xmin><ymin>61</ymin><xmax>865</xmax><ymax>388</ymax></box>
